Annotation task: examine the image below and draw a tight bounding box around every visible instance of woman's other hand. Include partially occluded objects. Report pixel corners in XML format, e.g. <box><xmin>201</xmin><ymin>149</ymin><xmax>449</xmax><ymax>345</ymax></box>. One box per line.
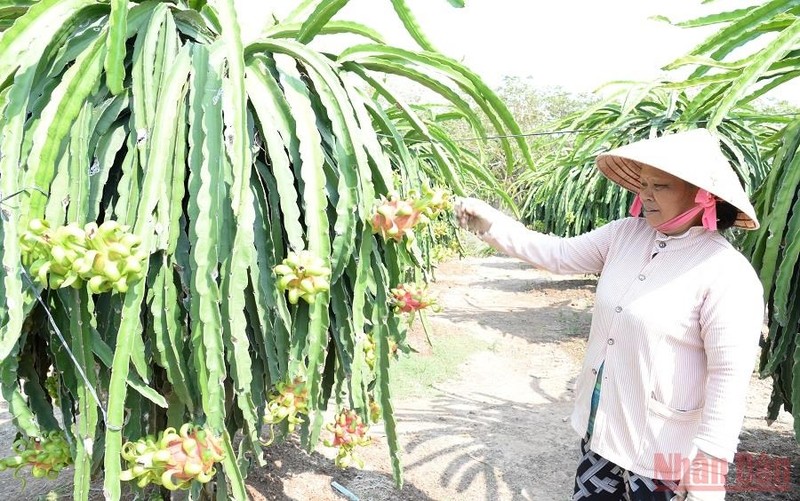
<box><xmin>453</xmin><ymin>197</ymin><xmax>504</xmax><ymax>236</ymax></box>
<box><xmin>673</xmin><ymin>450</ymin><xmax>727</xmax><ymax>501</ymax></box>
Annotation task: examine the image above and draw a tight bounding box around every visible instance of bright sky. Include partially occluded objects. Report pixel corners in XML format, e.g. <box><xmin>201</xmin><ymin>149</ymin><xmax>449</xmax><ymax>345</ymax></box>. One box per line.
<box><xmin>238</xmin><ymin>0</ymin><xmax>800</xmax><ymax>103</ymax></box>
<box><xmin>332</xmin><ymin>0</ymin><xmax>729</xmax><ymax>91</ymax></box>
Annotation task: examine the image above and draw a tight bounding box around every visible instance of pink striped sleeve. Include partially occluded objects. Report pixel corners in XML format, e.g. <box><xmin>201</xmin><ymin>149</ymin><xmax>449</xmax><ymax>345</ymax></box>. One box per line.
<box><xmin>695</xmin><ymin>254</ymin><xmax>765</xmax><ymax>461</ymax></box>
<box><xmin>481</xmin><ymin>216</ymin><xmax>624</xmax><ymax>274</ymax></box>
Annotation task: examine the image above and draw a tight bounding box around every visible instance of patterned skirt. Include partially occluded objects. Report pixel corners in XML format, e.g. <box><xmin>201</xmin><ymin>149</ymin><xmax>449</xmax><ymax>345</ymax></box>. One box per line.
<box><xmin>573</xmin><ymin>437</ymin><xmax>679</xmax><ymax>501</ymax></box>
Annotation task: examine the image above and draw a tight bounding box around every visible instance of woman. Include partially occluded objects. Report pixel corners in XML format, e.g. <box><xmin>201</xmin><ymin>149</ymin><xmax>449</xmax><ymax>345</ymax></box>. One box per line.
<box><xmin>454</xmin><ymin>129</ymin><xmax>764</xmax><ymax>501</ymax></box>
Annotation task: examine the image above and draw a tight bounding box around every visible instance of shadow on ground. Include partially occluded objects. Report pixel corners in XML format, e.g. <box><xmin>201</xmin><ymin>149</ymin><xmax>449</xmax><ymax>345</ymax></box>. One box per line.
<box><xmin>244</xmin><ymin>391</ymin><xmax>800</xmax><ymax>501</ymax></box>
<box><xmin>461</xmin><ymin>275</ymin><xmax>597</xmax><ymax>295</ymax></box>
<box><xmin>439</xmin><ymin>300</ymin><xmax>593</xmax><ymax>343</ymax></box>
<box><xmin>392</xmin><ymin>389</ymin><xmax>576</xmax><ymax>500</ymax></box>
<box><xmin>246</xmin><ymin>437</ymin><xmax>434</xmax><ymax>501</ymax></box>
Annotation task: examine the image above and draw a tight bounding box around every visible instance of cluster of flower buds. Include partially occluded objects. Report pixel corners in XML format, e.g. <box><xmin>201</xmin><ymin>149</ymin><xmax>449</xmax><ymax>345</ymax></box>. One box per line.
<box><xmin>389</xmin><ymin>283</ymin><xmax>440</xmax><ymax>314</ymax></box>
<box><xmin>418</xmin><ymin>186</ymin><xmax>451</xmax><ymax>217</ymax></box>
<box><xmin>19</xmin><ymin>219</ymin><xmax>148</xmax><ymax>294</ymax></box>
<box><xmin>0</xmin><ymin>431</ymin><xmax>72</xmax><ymax>479</ymax></box>
<box><xmin>324</xmin><ymin>409</ymin><xmax>372</xmax><ymax>468</ymax></box>
<box><xmin>273</xmin><ymin>251</ymin><xmax>331</xmax><ymax>305</ymax></box>
<box><xmin>369</xmin><ymin>187</ymin><xmax>451</xmax><ymax>243</ymax></box>
<box><xmin>263</xmin><ymin>377</ymin><xmax>309</xmax><ymax>444</ymax></box>
<box><xmin>363</xmin><ymin>334</ymin><xmax>376</xmax><ymax>370</ymax></box>
<box><xmin>120</xmin><ymin>423</ymin><xmax>225</xmax><ymax>491</ymax></box>
<box><xmin>362</xmin><ymin>332</ymin><xmax>400</xmax><ymax>370</ymax></box>
<box><xmin>369</xmin><ymin>399</ymin><xmax>382</xmax><ymax>424</ymax></box>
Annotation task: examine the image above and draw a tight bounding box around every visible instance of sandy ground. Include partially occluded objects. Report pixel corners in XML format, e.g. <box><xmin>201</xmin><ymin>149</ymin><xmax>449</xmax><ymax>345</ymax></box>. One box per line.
<box><xmin>1</xmin><ymin>256</ymin><xmax>797</xmax><ymax>500</ymax></box>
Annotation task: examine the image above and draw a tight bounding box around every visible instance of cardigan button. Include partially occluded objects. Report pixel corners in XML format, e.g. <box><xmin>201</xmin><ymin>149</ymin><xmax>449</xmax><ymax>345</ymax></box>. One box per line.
<box><xmin>614</xmin><ymin>306</ymin><xmax>622</xmax><ymax>313</ymax></box>
<box><xmin>608</xmin><ymin>338</ymin><xmax>615</xmax><ymax>345</ymax></box>
<box><xmin>591</xmin><ymin>368</ymin><xmax>598</xmax><ymax>375</ymax></box>
<box><xmin>658</xmin><ymin>241</ymin><xmax>666</xmax><ymax>249</ymax></box>
<box><xmin>638</xmin><ymin>274</ymin><xmax>646</xmax><ymax>281</ymax></box>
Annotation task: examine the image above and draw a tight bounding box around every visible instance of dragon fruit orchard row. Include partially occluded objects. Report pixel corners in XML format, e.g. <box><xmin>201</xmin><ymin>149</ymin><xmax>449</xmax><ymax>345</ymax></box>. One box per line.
<box><xmin>7</xmin><ymin>186</ymin><xmax>450</xmax><ymax>489</ymax></box>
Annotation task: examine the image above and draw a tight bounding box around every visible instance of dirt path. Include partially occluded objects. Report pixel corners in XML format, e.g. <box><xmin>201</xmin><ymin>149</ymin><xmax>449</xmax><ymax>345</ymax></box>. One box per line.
<box><xmin>1</xmin><ymin>256</ymin><xmax>798</xmax><ymax>500</ymax></box>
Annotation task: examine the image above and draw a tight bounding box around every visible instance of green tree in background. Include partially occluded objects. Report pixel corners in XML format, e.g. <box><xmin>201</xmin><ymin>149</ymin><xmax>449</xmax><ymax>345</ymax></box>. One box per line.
<box><xmin>439</xmin><ymin>76</ymin><xmax>594</xmax><ymax>209</ymax></box>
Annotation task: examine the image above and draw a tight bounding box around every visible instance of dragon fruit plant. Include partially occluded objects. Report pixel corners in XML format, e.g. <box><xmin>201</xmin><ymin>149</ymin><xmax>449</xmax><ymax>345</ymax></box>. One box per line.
<box><xmin>273</xmin><ymin>251</ymin><xmax>332</xmax><ymax>305</ymax></box>
<box><xmin>120</xmin><ymin>423</ymin><xmax>225</xmax><ymax>491</ymax></box>
<box><xmin>0</xmin><ymin>431</ymin><xmax>72</xmax><ymax>480</ymax></box>
<box><xmin>324</xmin><ymin>409</ymin><xmax>372</xmax><ymax>469</ymax></box>
<box><xmin>363</xmin><ymin>331</ymin><xmax>402</xmax><ymax>372</ymax></box>
<box><xmin>369</xmin><ymin>399</ymin><xmax>382</xmax><ymax>424</ymax></box>
<box><xmin>363</xmin><ymin>333</ymin><xmax>377</xmax><ymax>370</ymax></box>
<box><xmin>0</xmin><ymin>0</ymin><xmax>529</xmax><ymax>495</ymax></box>
<box><xmin>389</xmin><ymin>283</ymin><xmax>440</xmax><ymax>314</ymax></box>
<box><xmin>19</xmin><ymin>219</ymin><xmax>148</xmax><ymax>294</ymax></box>
<box><xmin>369</xmin><ymin>187</ymin><xmax>451</xmax><ymax>243</ymax></box>
<box><xmin>263</xmin><ymin>377</ymin><xmax>309</xmax><ymax>444</ymax></box>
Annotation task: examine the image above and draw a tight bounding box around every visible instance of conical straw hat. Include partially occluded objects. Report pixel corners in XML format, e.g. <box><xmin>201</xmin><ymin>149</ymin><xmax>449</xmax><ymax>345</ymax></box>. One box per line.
<box><xmin>595</xmin><ymin>129</ymin><xmax>759</xmax><ymax>230</ymax></box>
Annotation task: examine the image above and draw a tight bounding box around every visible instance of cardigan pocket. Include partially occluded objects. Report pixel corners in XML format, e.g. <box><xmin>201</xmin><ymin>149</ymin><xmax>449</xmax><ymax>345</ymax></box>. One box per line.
<box><xmin>636</xmin><ymin>395</ymin><xmax>703</xmax><ymax>477</ymax></box>
<box><xmin>648</xmin><ymin>394</ymin><xmax>702</xmax><ymax>422</ymax></box>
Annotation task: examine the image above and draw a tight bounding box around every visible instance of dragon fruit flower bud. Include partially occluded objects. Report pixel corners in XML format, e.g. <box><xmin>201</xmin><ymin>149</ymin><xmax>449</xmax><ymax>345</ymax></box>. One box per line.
<box><xmin>120</xmin><ymin>424</ymin><xmax>224</xmax><ymax>490</ymax></box>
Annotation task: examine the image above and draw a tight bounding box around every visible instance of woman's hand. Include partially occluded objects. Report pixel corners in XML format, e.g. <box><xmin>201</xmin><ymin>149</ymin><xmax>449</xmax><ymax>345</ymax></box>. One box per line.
<box><xmin>673</xmin><ymin>450</ymin><xmax>727</xmax><ymax>501</ymax></box>
<box><xmin>453</xmin><ymin>197</ymin><xmax>504</xmax><ymax>236</ymax></box>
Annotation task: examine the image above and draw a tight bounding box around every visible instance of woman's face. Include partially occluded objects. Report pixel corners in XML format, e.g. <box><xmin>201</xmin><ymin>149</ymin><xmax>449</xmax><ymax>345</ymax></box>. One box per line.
<box><xmin>638</xmin><ymin>164</ymin><xmax>699</xmax><ymax>234</ymax></box>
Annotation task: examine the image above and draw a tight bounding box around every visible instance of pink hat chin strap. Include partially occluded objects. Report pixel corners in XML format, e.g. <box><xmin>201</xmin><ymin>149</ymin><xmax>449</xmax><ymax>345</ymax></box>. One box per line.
<box><xmin>629</xmin><ymin>189</ymin><xmax>718</xmax><ymax>232</ymax></box>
